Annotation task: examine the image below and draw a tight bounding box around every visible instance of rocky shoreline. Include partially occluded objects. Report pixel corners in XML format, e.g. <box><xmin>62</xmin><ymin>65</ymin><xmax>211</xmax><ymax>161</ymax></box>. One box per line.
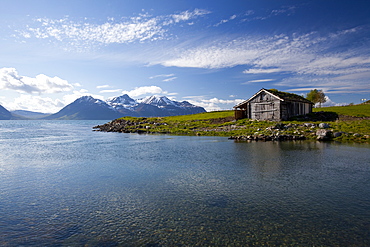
<box><xmin>229</xmin><ymin>123</ymin><xmax>337</xmax><ymax>142</ymax></box>
<box><xmin>93</xmin><ymin>118</ymin><xmax>171</xmax><ymax>134</ymax></box>
<box><xmin>228</xmin><ymin>134</ymin><xmax>307</xmax><ymax>141</ymax></box>
<box><xmin>92</xmin><ymin>118</ymin><xmax>366</xmax><ymax>142</ymax></box>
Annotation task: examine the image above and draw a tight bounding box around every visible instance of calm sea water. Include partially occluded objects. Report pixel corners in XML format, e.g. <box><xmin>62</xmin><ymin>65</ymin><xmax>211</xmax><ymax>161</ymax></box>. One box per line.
<box><xmin>0</xmin><ymin>120</ymin><xmax>369</xmax><ymax>246</ymax></box>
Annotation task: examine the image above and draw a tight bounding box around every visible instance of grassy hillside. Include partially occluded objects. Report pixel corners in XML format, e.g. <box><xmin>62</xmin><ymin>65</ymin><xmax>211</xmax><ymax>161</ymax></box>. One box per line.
<box><xmin>95</xmin><ymin>105</ymin><xmax>370</xmax><ymax>143</ymax></box>
<box><xmin>313</xmin><ymin>104</ymin><xmax>370</xmax><ymax>117</ymax></box>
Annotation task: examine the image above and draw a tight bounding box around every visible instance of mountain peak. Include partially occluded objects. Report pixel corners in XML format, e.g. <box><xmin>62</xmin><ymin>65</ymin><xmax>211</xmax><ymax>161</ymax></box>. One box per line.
<box><xmin>75</xmin><ymin>96</ymin><xmax>105</xmax><ymax>105</ymax></box>
<box><xmin>106</xmin><ymin>94</ymin><xmax>137</xmax><ymax>111</ymax></box>
<box><xmin>79</xmin><ymin>95</ymin><xmax>94</xmax><ymax>100</ymax></box>
<box><xmin>140</xmin><ymin>95</ymin><xmax>176</xmax><ymax>107</ymax></box>
<box><xmin>107</xmin><ymin>94</ymin><xmax>136</xmax><ymax>105</ymax></box>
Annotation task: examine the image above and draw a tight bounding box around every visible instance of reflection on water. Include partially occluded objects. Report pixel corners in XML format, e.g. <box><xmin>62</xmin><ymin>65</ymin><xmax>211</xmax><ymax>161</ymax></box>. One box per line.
<box><xmin>0</xmin><ymin>121</ymin><xmax>369</xmax><ymax>246</ymax></box>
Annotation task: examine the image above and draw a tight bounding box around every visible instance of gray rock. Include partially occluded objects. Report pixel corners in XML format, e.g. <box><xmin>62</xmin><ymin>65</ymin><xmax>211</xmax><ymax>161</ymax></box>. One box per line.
<box><xmin>316</xmin><ymin>129</ymin><xmax>332</xmax><ymax>141</ymax></box>
<box><xmin>333</xmin><ymin>132</ymin><xmax>343</xmax><ymax>138</ymax></box>
<box><xmin>319</xmin><ymin>123</ymin><xmax>330</xmax><ymax>128</ymax></box>
<box><xmin>304</xmin><ymin>123</ymin><xmax>315</xmax><ymax>128</ymax></box>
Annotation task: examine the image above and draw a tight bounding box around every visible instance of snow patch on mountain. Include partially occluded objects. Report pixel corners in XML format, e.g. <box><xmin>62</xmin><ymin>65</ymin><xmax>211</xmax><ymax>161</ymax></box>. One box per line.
<box><xmin>106</xmin><ymin>94</ymin><xmax>137</xmax><ymax>111</ymax></box>
<box><xmin>77</xmin><ymin>96</ymin><xmax>106</xmax><ymax>105</ymax></box>
<box><xmin>139</xmin><ymin>95</ymin><xmax>177</xmax><ymax>108</ymax></box>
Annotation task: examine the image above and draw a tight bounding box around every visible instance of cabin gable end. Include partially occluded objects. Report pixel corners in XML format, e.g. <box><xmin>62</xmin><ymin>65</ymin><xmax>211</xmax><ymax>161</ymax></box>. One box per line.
<box><xmin>234</xmin><ymin>88</ymin><xmax>313</xmax><ymax>121</ymax></box>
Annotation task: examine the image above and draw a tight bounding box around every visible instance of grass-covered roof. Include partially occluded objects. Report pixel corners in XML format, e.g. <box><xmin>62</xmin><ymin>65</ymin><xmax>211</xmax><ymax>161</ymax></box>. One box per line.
<box><xmin>266</xmin><ymin>89</ymin><xmax>313</xmax><ymax>104</ymax></box>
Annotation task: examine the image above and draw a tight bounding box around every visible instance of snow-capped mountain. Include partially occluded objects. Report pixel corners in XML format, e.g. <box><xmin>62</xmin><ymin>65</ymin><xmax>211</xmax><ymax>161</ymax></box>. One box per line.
<box><xmin>44</xmin><ymin>96</ymin><xmax>123</xmax><ymax>120</ymax></box>
<box><xmin>106</xmin><ymin>94</ymin><xmax>137</xmax><ymax>109</ymax></box>
<box><xmin>139</xmin><ymin>95</ymin><xmax>178</xmax><ymax>107</ymax></box>
<box><xmin>45</xmin><ymin>94</ymin><xmax>206</xmax><ymax>120</ymax></box>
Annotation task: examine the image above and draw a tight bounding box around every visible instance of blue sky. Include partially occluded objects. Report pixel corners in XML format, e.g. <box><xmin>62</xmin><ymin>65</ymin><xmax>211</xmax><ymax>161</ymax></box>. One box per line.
<box><xmin>0</xmin><ymin>0</ymin><xmax>369</xmax><ymax>113</ymax></box>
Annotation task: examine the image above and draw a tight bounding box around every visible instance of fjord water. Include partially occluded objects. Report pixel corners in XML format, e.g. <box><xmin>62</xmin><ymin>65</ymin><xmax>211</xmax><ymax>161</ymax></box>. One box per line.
<box><xmin>0</xmin><ymin>121</ymin><xmax>369</xmax><ymax>246</ymax></box>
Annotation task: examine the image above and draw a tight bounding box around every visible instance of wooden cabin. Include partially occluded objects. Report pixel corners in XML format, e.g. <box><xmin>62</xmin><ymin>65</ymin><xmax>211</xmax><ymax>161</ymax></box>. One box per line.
<box><xmin>234</xmin><ymin>88</ymin><xmax>314</xmax><ymax>121</ymax></box>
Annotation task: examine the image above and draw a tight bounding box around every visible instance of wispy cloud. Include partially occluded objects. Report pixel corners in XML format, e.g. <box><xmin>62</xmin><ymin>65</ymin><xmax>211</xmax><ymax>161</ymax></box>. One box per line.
<box><xmin>96</xmin><ymin>85</ymin><xmax>111</xmax><ymax>89</ymax></box>
<box><xmin>241</xmin><ymin>5</ymin><xmax>297</xmax><ymax>22</ymax></box>
<box><xmin>163</xmin><ymin>77</ymin><xmax>177</xmax><ymax>82</ymax></box>
<box><xmin>99</xmin><ymin>89</ymin><xmax>122</xmax><ymax>94</ymax></box>
<box><xmin>16</xmin><ymin>9</ymin><xmax>210</xmax><ymax>47</ymax></box>
<box><xmin>0</xmin><ymin>67</ymin><xmax>74</xmax><ymax>94</ymax></box>
<box><xmin>169</xmin><ymin>9</ymin><xmax>211</xmax><ymax>24</ymax></box>
<box><xmin>157</xmin><ymin>27</ymin><xmax>370</xmax><ymax>93</ymax></box>
<box><xmin>214</xmin><ymin>14</ymin><xmax>237</xmax><ymax>26</ymax></box>
<box><xmin>271</xmin><ymin>6</ymin><xmax>297</xmax><ymax>16</ymax></box>
<box><xmin>149</xmin><ymin>73</ymin><xmax>177</xmax><ymax>82</ymax></box>
<box><xmin>244</xmin><ymin>79</ymin><xmax>275</xmax><ymax>83</ymax></box>
<box><xmin>149</xmin><ymin>74</ymin><xmax>175</xmax><ymax>79</ymax></box>
<box><xmin>243</xmin><ymin>68</ymin><xmax>282</xmax><ymax>74</ymax></box>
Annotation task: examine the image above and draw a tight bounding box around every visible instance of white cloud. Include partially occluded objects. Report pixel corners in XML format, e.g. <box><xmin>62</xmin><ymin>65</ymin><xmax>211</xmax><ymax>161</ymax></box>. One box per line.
<box><xmin>170</xmin><ymin>9</ymin><xmax>211</xmax><ymax>23</ymax></box>
<box><xmin>62</xmin><ymin>90</ymin><xmax>104</xmax><ymax>106</ymax></box>
<box><xmin>149</xmin><ymin>74</ymin><xmax>175</xmax><ymax>79</ymax></box>
<box><xmin>163</xmin><ymin>77</ymin><xmax>177</xmax><ymax>82</ymax></box>
<box><xmin>18</xmin><ymin>9</ymin><xmax>211</xmax><ymax>46</ymax></box>
<box><xmin>4</xmin><ymin>94</ymin><xmax>65</xmax><ymax>113</ymax></box>
<box><xmin>121</xmin><ymin>86</ymin><xmax>168</xmax><ymax>98</ymax></box>
<box><xmin>73</xmin><ymin>83</ymin><xmax>82</xmax><ymax>87</ymax></box>
<box><xmin>244</xmin><ymin>79</ymin><xmax>275</xmax><ymax>83</ymax></box>
<box><xmin>99</xmin><ymin>89</ymin><xmax>122</xmax><ymax>93</ymax></box>
<box><xmin>277</xmin><ymin>72</ymin><xmax>370</xmax><ymax>94</ymax></box>
<box><xmin>319</xmin><ymin>96</ymin><xmax>347</xmax><ymax>107</ymax></box>
<box><xmin>5</xmin><ymin>89</ymin><xmax>104</xmax><ymax>113</ymax></box>
<box><xmin>215</xmin><ymin>14</ymin><xmax>237</xmax><ymax>26</ymax></box>
<box><xmin>156</xmin><ymin>28</ymin><xmax>370</xmax><ymax>93</ymax></box>
<box><xmin>243</xmin><ymin>68</ymin><xmax>282</xmax><ymax>74</ymax></box>
<box><xmin>96</xmin><ymin>84</ymin><xmax>111</xmax><ymax>89</ymax></box>
<box><xmin>0</xmin><ymin>67</ymin><xmax>73</xmax><ymax>94</ymax></box>
<box><xmin>271</xmin><ymin>6</ymin><xmax>297</xmax><ymax>16</ymax></box>
<box><xmin>184</xmin><ymin>96</ymin><xmax>244</xmax><ymax>111</ymax></box>
<box><xmin>160</xmin><ymin>43</ymin><xmax>260</xmax><ymax>69</ymax></box>
<box><xmin>159</xmin><ymin>28</ymin><xmax>369</xmax><ymax>74</ymax></box>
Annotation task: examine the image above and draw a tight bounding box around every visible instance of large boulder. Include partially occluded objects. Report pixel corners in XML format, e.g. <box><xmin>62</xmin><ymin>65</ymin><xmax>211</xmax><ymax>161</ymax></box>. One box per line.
<box><xmin>316</xmin><ymin>129</ymin><xmax>332</xmax><ymax>141</ymax></box>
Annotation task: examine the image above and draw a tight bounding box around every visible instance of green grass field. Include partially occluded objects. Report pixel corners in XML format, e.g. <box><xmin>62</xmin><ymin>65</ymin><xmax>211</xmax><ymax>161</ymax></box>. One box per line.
<box><xmin>313</xmin><ymin>103</ymin><xmax>370</xmax><ymax>117</ymax></box>
<box><xmin>111</xmin><ymin>104</ymin><xmax>369</xmax><ymax>143</ymax></box>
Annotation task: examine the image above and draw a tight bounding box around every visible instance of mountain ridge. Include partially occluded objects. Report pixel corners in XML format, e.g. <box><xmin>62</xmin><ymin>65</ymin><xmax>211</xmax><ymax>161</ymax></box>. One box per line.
<box><xmin>44</xmin><ymin>94</ymin><xmax>206</xmax><ymax>120</ymax></box>
<box><xmin>0</xmin><ymin>94</ymin><xmax>206</xmax><ymax>120</ymax></box>
<box><xmin>11</xmin><ymin>110</ymin><xmax>51</xmax><ymax>119</ymax></box>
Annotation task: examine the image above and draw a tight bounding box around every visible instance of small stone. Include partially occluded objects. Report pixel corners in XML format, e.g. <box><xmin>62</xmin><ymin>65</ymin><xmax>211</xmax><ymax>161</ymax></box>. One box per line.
<box><xmin>333</xmin><ymin>132</ymin><xmax>343</xmax><ymax>138</ymax></box>
<box><xmin>319</xmin><ymin>123</ymin><xmax>330</xmax><ymax>128</ymax></box>
<box><xmin>304</xmin><ymin>123</ymin><xmax>314</xmax><ymax>128</ymax></box>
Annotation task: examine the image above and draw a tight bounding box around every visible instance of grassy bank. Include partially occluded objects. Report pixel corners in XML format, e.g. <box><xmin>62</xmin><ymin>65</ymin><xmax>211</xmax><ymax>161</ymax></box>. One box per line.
<box><xmin>95</xmin><ymin>104</ymin><xmax>370</xmax><ymax>144</ymax></box>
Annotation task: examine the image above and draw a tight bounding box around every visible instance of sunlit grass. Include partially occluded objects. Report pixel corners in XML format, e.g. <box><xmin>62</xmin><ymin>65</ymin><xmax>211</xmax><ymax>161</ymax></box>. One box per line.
<box><xmin>111</xmin><ymin>106</ymin><xmax>369</xmax><ymax>143</ymax></box>
<box><xmin>313</xmin><ymin>104</ymin><xmax>370</xmax><ymax>117</ymax></box>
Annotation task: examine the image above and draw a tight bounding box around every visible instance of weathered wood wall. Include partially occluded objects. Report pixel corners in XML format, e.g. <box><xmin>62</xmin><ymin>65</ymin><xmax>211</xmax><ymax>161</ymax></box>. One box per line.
<box><xmin>234</xmin><ymin>90</ymin><xmax>313</xmax><ymax>121</ymax></box>
<box><xmin>281</xmin><ymin>101</ymin><xmax>312</xmax><ymax>120</ymax></box>
<box><xmin>249</xmin><ymin>91</ymin><xmax>281</xmax><ymax>121</ymax></box>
